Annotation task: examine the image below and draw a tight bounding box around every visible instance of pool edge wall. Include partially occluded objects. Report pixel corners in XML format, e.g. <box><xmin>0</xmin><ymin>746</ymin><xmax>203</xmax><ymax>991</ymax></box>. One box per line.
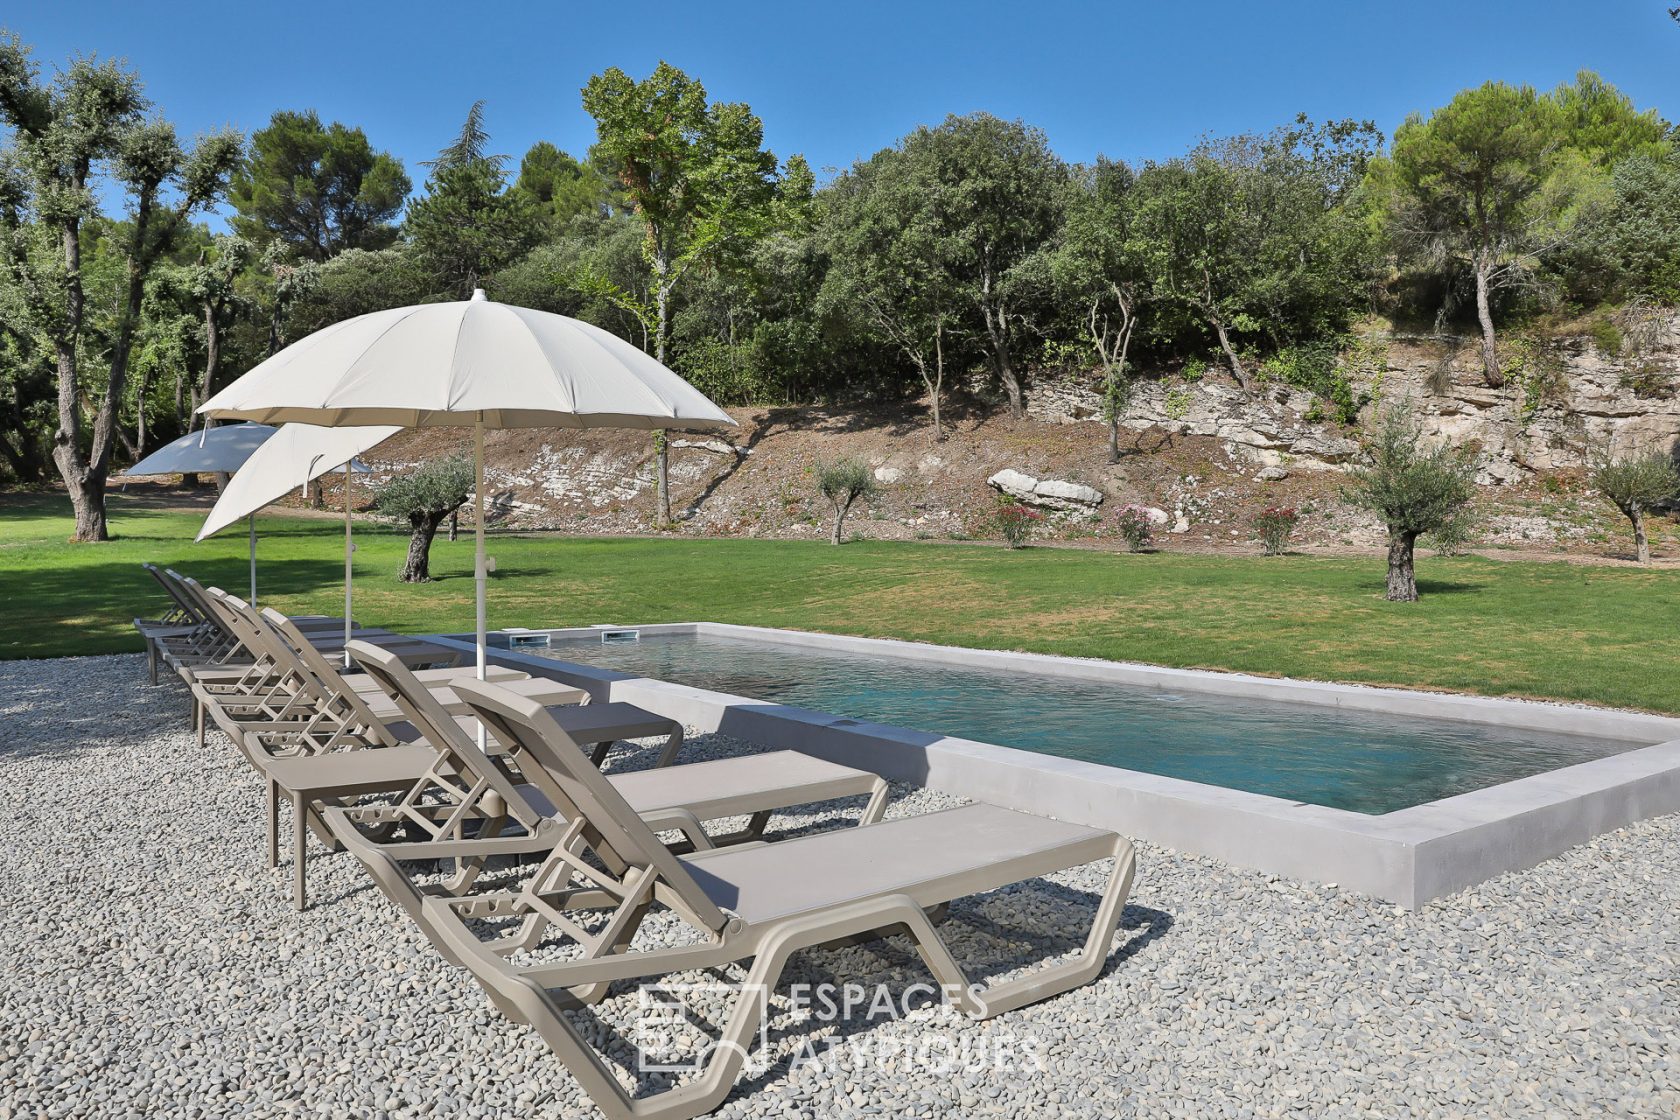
<box><xmin>427</xmin><ymin>624</ymin><xmax>1680</xmax><ymax>910</ymax></box>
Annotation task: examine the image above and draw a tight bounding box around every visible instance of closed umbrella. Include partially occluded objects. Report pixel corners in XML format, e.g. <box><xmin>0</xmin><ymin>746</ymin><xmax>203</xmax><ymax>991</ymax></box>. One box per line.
<box><xmin>199</xmin><ymin>423</ymin><xmax>397</xmax><ymax>650</ymax></box>
<box><xmin>198</xmin><ymin>289</ymin><xmax>733</xmax><ymax>689</ymax></box>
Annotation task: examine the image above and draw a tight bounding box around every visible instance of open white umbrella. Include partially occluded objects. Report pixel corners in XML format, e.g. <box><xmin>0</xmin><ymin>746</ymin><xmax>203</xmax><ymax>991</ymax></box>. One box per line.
<box><xmin>199</xmin><ymin>289</ymin><xmax>733</xmax><ymax>689</ymax></box>
<box><xmin>122</xmin><ymin>424</ymin><xmax>276</xmax><ymax>603</ymax></box>
<box><xmin>198</xmin><ymin>423</ymin><xmax>397</xmax><ymax>649</ymax></box>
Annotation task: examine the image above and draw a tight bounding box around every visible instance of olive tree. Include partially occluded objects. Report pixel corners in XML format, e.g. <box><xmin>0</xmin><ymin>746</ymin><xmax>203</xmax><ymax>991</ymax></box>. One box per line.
<box><xmin>374</xmin><ymin>455</ymin><xmax>474</xmax><ymax>582</ymax></box>
<box><xmin>0</xmin><ymin>34</ymin><xmax>242</xmax><ymax>539</ymax></box>
<box><xmin>1345</xmin><ymin>405</ymin><xmax>1476</xmax><ymax>602</ymax></box>
<box><xmin>1591</xmin><ymin>451</ymin><xmax>1679</xmax><ymax>565</ymax></box>
<box><xmin>815</xmin><ymin>459</ymin><xmax>877</xmax><ymax>545</ymax></box>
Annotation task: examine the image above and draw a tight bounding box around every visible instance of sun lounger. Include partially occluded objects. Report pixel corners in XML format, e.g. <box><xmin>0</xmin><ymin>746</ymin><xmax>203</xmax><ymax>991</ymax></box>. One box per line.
<box><xmin>189</xmin><ymin>602</ymin><xmax>671</xmax><ymax>910</ymax></box>
<box><xmin>322</xmin><ymin>640</ymin><xmax>888</xmax><ymax>950</ymax></box>
<box><xmin>421</xmin><ymin>678</ymin><xmax>1136</xmax><ymax>1120</ymax></box>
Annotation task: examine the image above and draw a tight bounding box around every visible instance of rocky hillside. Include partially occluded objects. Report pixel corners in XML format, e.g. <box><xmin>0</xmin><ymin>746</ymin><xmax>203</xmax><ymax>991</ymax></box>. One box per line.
<box><xmin>344</xmin><ymin>321</ymin><xmax>1680</xmax><ymax>563</ymax></box>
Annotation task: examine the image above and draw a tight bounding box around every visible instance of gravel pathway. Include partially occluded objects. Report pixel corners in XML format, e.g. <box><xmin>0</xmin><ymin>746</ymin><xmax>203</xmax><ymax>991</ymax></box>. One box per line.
<box><xmin>1</xmin><ymin>653</ymin><xmax>1676</xmax><ymax>1119</ymax></box>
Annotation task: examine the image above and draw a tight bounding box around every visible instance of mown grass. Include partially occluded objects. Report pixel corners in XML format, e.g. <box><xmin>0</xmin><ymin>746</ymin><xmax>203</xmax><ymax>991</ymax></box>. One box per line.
<box><xmin>4</xmin><ymin>490</ymin><xmax>1679</xmax><ymax>711</ymax></box>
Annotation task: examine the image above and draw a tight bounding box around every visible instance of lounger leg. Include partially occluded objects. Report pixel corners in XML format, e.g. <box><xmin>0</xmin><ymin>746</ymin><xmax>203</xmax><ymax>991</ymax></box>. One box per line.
<box><xmin>266</xmin><ymin>780</ymin><xmax>278</xmax><ymax>868</ymax></box>
<box><xmin>589</xmin><ymin>740</ymin><xmax>614</xmax><ymax>767</ymax></box>
<box><xmin>195</xmin><ymin>698</ymin><xmax>205</xmax><ymax>747</ymax></box>
<box><xmin>655</xmin><ymin>726</ymin><xmax>685</xmax><ymax>768</ymax></box>
<box><xmin>147</xmin><ymin>643</ymin><xmax>158</xmax><ymax>686</ymax></box>
<box><xmin>293</xmin><ymin>791</ymin><xmax>308</xmax><ymax>911</ymax></box>
<box><xmin>742</xmin><ymin>809</ymin><xmax>773</xmax><ymax>841</ymax></box>
<box><xmin>859</xmin><ymin>778</ymin><xmax>891</xmax><ymax>825</ymax></box>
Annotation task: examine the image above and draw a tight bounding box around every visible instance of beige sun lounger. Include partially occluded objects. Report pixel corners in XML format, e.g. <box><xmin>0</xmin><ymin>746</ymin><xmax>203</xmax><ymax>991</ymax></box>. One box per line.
<box><xmin>191</xmin><ymin>606</ymin><xmax>676</xmax><ymax>910</ymax></box>
<box><xmin>421</xmin><ymin>679</ymin><xmax>1137</xmax><ymax>1120</ymax></box>
<box><xmin>182</xmin><ymin>587</ymin><xmax>475</xmax><ymax>747</ymax></box>
<box><xmin>147</xmin><ymin>567</ymin><xmax>350</xmax><ymax>681</ymax></box>
<box><xmin>322</xmin><ymin>640</ymin><xmax>889</xmax><ymax>951</ymax></box>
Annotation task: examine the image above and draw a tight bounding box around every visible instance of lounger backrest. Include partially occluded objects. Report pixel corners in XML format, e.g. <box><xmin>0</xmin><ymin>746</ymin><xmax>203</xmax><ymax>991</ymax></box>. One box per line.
<box><xmin>169</xmin><ymin>573</ymin><xmax>238</xmax><ymax>644</ymax></box>
<box><xmin>345</xmin><ymin>639</ymin><xmax>544</xmax><ymax>832</ymax></box>
<box><xmin>203</xmin><ymin>588</ymin><xmax>327</xmax><ymax>702</ymax></box>
<box><xmin>145</xmin><ymin>564</ymin><xmax>204</xmax><ymax>623</ymax></box>
<box><xmin>451</xmin><ymin>678</ymin><xmax>731</xmax><ymax>934</ymax></box>
<box><xmin>258</xmin><ymin>606</ymin><xmax>399</xmax><ymax>746</ymax></box>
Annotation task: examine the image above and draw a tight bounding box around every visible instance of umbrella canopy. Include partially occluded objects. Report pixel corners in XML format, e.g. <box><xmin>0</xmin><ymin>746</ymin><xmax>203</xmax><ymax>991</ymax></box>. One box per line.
<box><xmin>198</xmin><ymin>292</ymin><xmax>734</xmax><ymax>432</ymax></box>
<box><xmin>121</xmin><ymin>423</ymin><xmax>277</xmax><ymax>478</ymax></box>
<box><xmin>198</xmin><ymin>424</ymin><xmax>394</xmax><ymax>541</ymax></box>
<box><xmin>199</xmin><ymin>290</ymin><xmax>734</xmax><ymax>694</ymax></box>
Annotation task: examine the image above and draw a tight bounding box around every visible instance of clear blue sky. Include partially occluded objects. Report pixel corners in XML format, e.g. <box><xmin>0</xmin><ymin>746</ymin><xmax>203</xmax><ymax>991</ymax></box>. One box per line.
<box><xmin>7</xmin><ymin>0</ymin><xmax>1679</xmax><ymax>201</ymax></box>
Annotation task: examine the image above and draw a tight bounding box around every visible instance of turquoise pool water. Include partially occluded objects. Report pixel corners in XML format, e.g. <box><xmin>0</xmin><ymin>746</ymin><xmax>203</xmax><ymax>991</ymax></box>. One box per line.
<box><xmin>535</xmin><ymin>634</ymin><xmax>1641</xmax><ymax>814</ymax></box>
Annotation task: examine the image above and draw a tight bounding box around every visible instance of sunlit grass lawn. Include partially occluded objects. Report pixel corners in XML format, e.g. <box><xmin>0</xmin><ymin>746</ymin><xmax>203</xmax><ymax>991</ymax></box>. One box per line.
<box><xmin>4</xmin><ymin>489</ymin><xmax>1679</xmax><ymax>712</ymax></box>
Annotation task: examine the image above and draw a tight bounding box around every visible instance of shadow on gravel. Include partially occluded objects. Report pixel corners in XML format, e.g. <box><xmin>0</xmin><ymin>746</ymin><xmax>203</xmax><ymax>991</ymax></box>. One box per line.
<box><xmin>562</xmin><ymin>877</ymin><xmax>1175</xmax><ymax>1106</ymax></box>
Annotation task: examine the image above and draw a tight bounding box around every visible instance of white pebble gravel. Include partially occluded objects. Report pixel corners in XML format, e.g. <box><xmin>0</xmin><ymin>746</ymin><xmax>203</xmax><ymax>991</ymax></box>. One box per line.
<box><xmin>1</xmin><ymin>653</ymin><xmax>1676</xmax><ymax>1119</ymax></box>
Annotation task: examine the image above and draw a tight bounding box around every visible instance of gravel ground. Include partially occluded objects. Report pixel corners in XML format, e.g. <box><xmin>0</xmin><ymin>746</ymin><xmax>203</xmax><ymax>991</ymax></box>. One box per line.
<box><xmin>2</xmin><ymin>653</ymin><xmax>1676</xmax><ymax>1119</ymax></box>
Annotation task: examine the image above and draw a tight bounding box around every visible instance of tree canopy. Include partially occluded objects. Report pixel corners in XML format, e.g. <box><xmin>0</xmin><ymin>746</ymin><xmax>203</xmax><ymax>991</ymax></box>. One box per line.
<box><xmin>228</xmin><ymin>109</ymin><xmax>409</xmax><ymax>261</ymax></box>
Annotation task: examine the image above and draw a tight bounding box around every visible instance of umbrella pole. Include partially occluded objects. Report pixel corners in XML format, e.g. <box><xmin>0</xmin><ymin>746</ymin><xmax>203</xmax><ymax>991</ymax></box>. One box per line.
<box><xmin>344</xmin><ymin>461</ymin><xmax>354</xmax><ymax>668</ymax></box>
<box><xmin>248</xmin><ymin>514</ymin><xmax>257</xmax><ymax>606</ymax></box>
<box><xmin>474</xmin><ymin>416</ymin><xmax>489</xmax><ymax>752</ymax></box>
<box><xmin>474</xmin><ymin>415</ymin><xmax>487</xmax><ymax>684</ymax></box>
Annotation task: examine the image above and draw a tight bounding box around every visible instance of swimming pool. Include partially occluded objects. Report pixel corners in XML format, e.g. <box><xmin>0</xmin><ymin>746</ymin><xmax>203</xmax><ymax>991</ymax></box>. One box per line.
<box><xmin>533</xmin><ymin>631</ymin><xmax>1643</xmax><ymax>815</ymax></box>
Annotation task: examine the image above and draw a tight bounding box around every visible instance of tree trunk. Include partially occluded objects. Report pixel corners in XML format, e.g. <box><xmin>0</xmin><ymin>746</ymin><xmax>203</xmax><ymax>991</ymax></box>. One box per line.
<box><xmin>1209</xmin><ymin>312</ymin><xmax>1251</xmax><ymax>392</ymax></box>
<box><xmin>1385</xmin><ymin>529</ymin><xmax>1420</xmax><ymax>602</ymax></box>
<box><xmin>1631</xmin><ymin>506</ymin><xmax>1650</xmax><ymax>565</ymax></box>
<box><xmin>400</xmin><ymin>511</ymin><xmax>447</xmax><ymax>582</ymax></box>
<box><xmin>1474</xmin><ymin>261</ymin><xmax>1503</xmax><ymax>389</ymax></box>
<box><xmin>917</xmin><ymin>324</ymin><xmax>947</xmax><ymax>442</ymax></box>
<box><xmin>830</xmin><ymin>498</ymin><xmax>850</xmax><ymax>545</ymax></box>
<box><xmin>306</xmin><ymin>478</ymin><xmax>324</xmax><ymax>509</ymax></box>
<box><xmin>47</xmin><ymin>218</ymin><xmax>112</xmax><ymax>541</ymax></box>
<box><xmin>653</xmin><ymin>264</ymin><xmax>674</xmax><ymax>527</ymax></box>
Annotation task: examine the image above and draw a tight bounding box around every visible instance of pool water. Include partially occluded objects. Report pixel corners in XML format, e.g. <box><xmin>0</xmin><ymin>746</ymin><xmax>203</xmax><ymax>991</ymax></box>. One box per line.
<box><xmin>536</xmin><ymin>634</ymin><xmax>1642</xmax><ymax>815</ymax></box>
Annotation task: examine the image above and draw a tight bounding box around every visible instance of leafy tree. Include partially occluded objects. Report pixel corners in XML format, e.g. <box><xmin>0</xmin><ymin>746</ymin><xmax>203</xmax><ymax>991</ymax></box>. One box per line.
<box><xmin>286</xmin><ymin>246</ymin><xmax>436</xmax><ymax>338</ymax></box>
<box><xmin>1572</xmin><ymin>149</ymin><xmax>1680</xmax><ymax>302</ymax></box>
<box><xmin>1385</xmin><ymin>74</ymin><xmax>1663</xmax><ymax>387</ymax></box>
<box><xmin>405</xmin><ymin>103</ymin><xmax>539</xmax><ymax>296</ymax></box>
<box><xmin>186</xmin><ymin>234</ymin><xmax>253</xmax><ymax>429</ymax></box>
<box><xmin>815</xmin><ymin>458</ymin><xmax>877</xmax><ymax>544</ymax></box>
<box><xmin>1052</xmin><ymin>158</ymin><xmax>1150</xmax><ymax>460</ymax></box>
<box><xmin>894</xmin><ymin>114</ymin><xmax>1065</xmax><ymax>418</ymax></box>
<box><xmin>0</xmin><ymin>34</ymin><xmax>242</xmax><ymax>540</ymax></box>
<box><xmin>514</xmin><ymin>141</ymin><xmax>616</xmax><ymax>229</ymax></box>
<box><xmin>1345</xmin><ymin>403</ymin><xmax>1476</xmax><ymax>602</ymax></box>
<box><xmin>1591</xmin><ymin>450</ymin><xmax>1679</xmax><ymax>565</ymax></box>
<box><xmin>582</xmin><ymin>61</ymin><xmax>780</xmax><ymax>524</ymax></box>
<box><xmin>1133</xmin><ymin>117</ymin><xmax>1380</xmax><ymax>391</ymax></box>
<box><xmin>228</xmin><ymin>109</ymin><xmax>409</xmax><ymax>261</ymax></box>
<box><xmin>373</xmin><ymin>454</ymin><xmax>473</xmax><ymax>582</ymax></box>
<box><xmin>821</xmin><ymin>143</ymin><xmax>963</xmax><ymax>440</ymax></box>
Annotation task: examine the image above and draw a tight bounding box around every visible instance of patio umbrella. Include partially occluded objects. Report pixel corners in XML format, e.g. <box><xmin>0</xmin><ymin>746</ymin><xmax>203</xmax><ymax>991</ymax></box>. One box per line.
<box><xmin>198</xmin><ymin>288</ymin><xmax>733</xmax><ymax>687</ymax></box>
<box><xmin>198</xmin><ymin>423</ymin><xmax>397</xmax><ymax>649</ymax></box>
<box><xmin>122</xmin><ymin>424</ymin><xmax>276</xmax><ymax>603</ymax></box>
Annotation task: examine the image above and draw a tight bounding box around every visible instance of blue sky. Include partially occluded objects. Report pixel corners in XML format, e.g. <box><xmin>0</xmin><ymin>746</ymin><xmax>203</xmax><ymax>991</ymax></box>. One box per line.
<box><xmin>7</xmin><ymin>0</ymin><xmax>1679</xmax><ymax>199</ymax></box>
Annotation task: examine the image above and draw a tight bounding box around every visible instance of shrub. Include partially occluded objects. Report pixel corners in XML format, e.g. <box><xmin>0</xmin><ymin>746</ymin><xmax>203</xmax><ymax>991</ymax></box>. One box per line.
<box><xmin>1427</xmin><ymin>507</ymin><xmax>1475</xmax><ymax>556</ymax></box>
<box><xmin>1252</xmin><ymin>506</ymin><xmax>1300</xmax><ymax>556</ymax></box>
<box><xmin>1261</xmin><ymin>339</ymin><xmax>1363</xmax><ymax>425</ymax></box>
<box><xmin>814</xmin><ymin>459</ymin><xmax>878</xmax><ymax>545</ymax></box>
<box><xmin>994</xmin><ymin>502</ymin><xmax>1044</xmax><ymax>548</ymax></box>
<box><xmin>1113</xmin><ymin>504</ymin><xmax>1155</xmax><ymax>552</ymax></box>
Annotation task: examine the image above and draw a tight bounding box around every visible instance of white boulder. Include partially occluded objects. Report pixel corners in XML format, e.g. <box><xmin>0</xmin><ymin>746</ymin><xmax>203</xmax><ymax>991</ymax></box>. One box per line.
<box><xmin>987</xmin><ymin>469</ymin><xmax>1104</xmax><ymax>511</ymax></box>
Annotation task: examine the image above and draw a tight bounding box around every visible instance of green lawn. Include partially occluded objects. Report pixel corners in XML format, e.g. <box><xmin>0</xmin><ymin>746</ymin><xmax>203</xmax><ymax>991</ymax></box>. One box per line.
<box><xmin>4</xmin><ymin>490</ymin><xmax>1678</xmax><ymax>712</ymax></box>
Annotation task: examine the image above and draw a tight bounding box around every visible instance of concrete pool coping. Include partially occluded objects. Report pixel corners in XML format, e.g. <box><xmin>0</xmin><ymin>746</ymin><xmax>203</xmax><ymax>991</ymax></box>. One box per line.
<box><xmin>424</xmin><ymin>622</ymin><xmax>1680</xmax><ymax>909</ymax></box>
